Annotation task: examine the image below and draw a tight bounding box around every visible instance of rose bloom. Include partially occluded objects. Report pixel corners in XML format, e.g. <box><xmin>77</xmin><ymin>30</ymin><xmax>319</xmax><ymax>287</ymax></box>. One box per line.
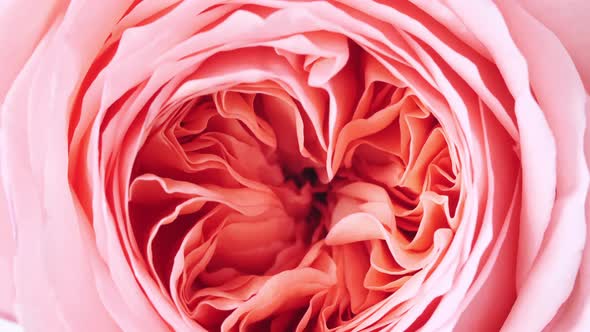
<box><xmin>0</xmin><ymin>0</ymin><xmax>589</xmax><ymax>331</ymax></box>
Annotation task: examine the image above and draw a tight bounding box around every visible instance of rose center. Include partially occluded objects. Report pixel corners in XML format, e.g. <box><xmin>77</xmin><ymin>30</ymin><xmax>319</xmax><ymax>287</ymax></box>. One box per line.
<box><xmin>129</xmin><ymin>58</ymin><xmax>460</xmax><ymax>329</ymax></box>
<box><xmin>284</xmin><ymin>167</ymin><xmax>333</xmax><ymax>242</ymax></box>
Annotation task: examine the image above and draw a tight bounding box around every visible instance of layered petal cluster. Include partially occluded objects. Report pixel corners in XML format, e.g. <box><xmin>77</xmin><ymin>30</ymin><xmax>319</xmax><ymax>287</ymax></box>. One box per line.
<box><xmin>0</xmin><ymin>1</ymin><xmax>588</xmax><ymax>332</ymax></box>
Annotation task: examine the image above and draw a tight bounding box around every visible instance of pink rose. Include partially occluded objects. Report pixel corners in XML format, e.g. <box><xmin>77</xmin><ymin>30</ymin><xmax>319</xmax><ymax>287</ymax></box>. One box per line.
<box><xmin>0</xmin><ymin>0</ymin><xmax>588</xmax><ymax>331</ymax></box>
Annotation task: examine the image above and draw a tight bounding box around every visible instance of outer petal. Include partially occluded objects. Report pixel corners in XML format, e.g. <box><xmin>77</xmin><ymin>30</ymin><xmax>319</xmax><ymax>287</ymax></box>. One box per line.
<box><xmin>544</xmin><ymin>96</ymin><xmax>590</xmax><ymax>332</ymax></box>
<box><xmin>0</xmin><ymin>0</ymin><xmax>68</xmax><ymax>322</ymax></box>
<box><xmin>517</xmin><ymin>0</ymin><xmax>590</xmax><ymax>92</ymax></box>
<box><xmin>0</xmin><ymin>319</ymin><xmax>22</xmax><ymax>332</ymax></box>
<box><xmin>0</xmin><ymin>154</ymin><xmax>15</xmax><ymax>320</ymax></box>
<box><xmin>496</xmin><ymin>1</ymin><xmax>589</xmax><ymax>331</ymax></box>
<box><xmin>0</xmin><ymin>0</ymin><xmax>168</xmax><ymax>331</ymax></box>
<box><xmin>0</xmin><ymin>0</ymin><xmax>68</xmax><ymax>102</ymax></box>
<box><xmin>444</xmin><ymin>0</ymin><xmax>557</xmax><ymax>295</ymax></box>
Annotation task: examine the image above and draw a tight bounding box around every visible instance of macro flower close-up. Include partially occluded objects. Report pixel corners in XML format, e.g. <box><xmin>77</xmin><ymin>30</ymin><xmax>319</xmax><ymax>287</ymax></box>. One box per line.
<box><xmin>0</xmin><ymin>1</ymin><xmax>589</xmax><ymax>331</ymax></box>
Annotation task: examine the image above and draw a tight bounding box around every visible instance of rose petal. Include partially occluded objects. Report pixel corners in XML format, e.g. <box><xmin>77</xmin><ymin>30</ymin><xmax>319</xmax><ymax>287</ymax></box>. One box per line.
<box><xmin>496</xmin><ymin>1</ymin><xmax>589</xmax><ymax>330</ymax></box>
<box><xmin>0</xmin><ymin>158</ymin><xmax>15</xmax><ymax>320</ymax></box>
<box><xmin>517</xmin><ymin>0</ymin><xmax>590</xmax><ymax>92</ymax></box>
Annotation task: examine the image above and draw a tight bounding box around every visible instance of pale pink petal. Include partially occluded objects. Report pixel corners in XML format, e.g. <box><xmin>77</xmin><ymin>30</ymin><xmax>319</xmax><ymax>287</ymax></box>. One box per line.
<box><xmin>517</xmin><ymin>0</ymin><xmax>590</xmax><ymax>92</ymax></box>
<box><xmin>0</xmin><ymin>0</ymin><xmax>68</xmax><ymax>101</ymax></box>
<box><xmin>494</xmin><ymin>1</ymin><xmax>589</xmax><ymax>331</ymax></box>
<box><xmin>0</xmin><ymin>163</ymin><xmax>15</xmax><ymax>320</ymax></box>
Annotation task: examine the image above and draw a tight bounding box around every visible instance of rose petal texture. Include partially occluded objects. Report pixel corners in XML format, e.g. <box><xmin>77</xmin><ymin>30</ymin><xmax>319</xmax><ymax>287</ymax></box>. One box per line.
<box><xmin>0</xmin><ymin>156</ymin><xmax>16</xmax><ymax>321</ymax></box>
<box><xmin>516</xmin><ymin>0</ymin><xmax>590</xmax><ymax>92</ymax></box>
<box><xmin>0</xmin><ymin>1</ymin><xmax>588</xmax><ymax>332</ymax></box>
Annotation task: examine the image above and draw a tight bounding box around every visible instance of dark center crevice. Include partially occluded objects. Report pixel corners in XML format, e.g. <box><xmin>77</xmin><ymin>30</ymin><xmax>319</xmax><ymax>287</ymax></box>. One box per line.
<box><xmin>282</xmin><ymin>167</ymin><xmax>333</xmax><ymax>243</ymax></box>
